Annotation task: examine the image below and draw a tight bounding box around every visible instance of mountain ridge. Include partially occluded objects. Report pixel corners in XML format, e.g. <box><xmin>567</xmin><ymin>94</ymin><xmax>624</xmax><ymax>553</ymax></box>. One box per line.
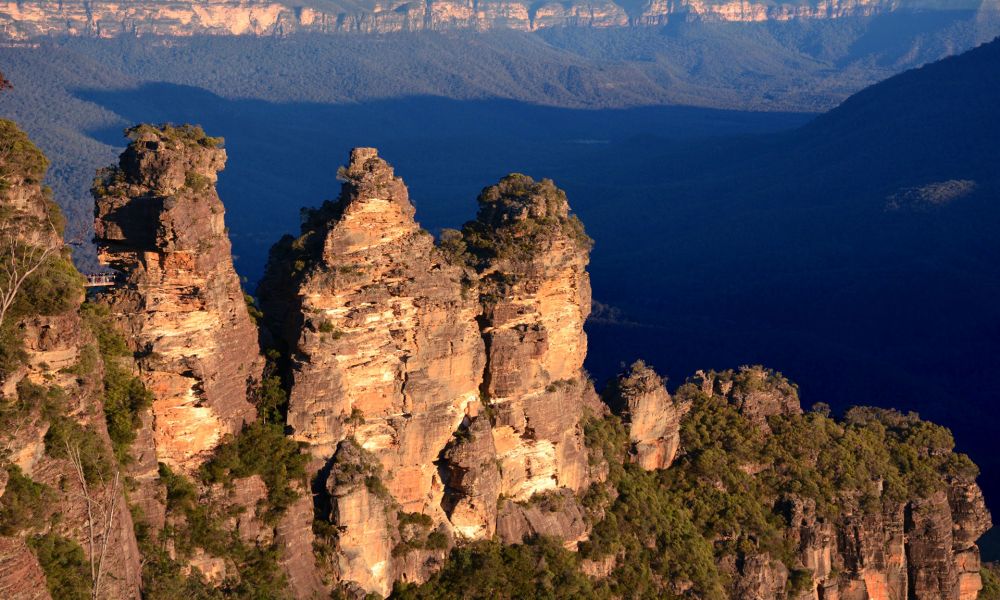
<box><xmin>0</xmin><ymin>0</ymin><xmax>993</xmax><ymax>39</ymax></box>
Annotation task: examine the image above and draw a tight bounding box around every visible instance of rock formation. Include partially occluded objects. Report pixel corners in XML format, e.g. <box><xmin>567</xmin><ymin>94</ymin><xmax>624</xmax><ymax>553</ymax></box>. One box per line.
<box><xmin>0</xmin><ymin>119</ymin><xmax>142</xmax><ymax>599</ymax></box>
<box><xmin>260</xmin><ymin>146</ymin><xmax>485</xmax><ymax>513</ymax></box>
<box><xmin>259</xmin><ymin>148</ymin><xmax>487</xmax><ymax>594</ymax></box>
<box><xmin>694</xmin><ymin>364</ymin><xmax>802</xmax><ymax>430</ymax></box>
<box><xmin>1</xmin><ymin>120</ymin><xmax>991</xmax><ymax>600</ymax></box>
<box><xmin>768</xmin><ymin>482</ymin><xmax>992</xmax><ymax>600</ymax></box>
<box><xmin>605</xmin><ymin>360</ymin><xmax>687</xmax><ymax>470</ymax></box>
<box><xmin>0</xmin><ymin>0</ymin><xmax>904</xmax><ymax>40</ymax></box>
<box><xmin>258</xmin><ymin>152</ymin><xmax>603</xmax><ymax>594</ymax></box>
<box><xmin>93</xmin><ymin>124</ymin><xmax>263</xmax><ymax>473</ymax></box>
<box><xmin>460</xmin><ymin>174</ymin><xmax>600</xmax><ymax>504</ymax></box>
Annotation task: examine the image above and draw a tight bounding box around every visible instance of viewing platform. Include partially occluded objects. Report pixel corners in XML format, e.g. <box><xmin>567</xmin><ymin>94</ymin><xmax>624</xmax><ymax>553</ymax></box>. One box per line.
<box><xmin>83</xmin><ymin>272</ymin><xmax>118</xmax><ymax>288</ymax></box>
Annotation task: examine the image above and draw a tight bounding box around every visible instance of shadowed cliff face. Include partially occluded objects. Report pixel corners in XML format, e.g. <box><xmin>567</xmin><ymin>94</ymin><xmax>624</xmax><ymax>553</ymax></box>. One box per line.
<box><xmin>0</xmin><ymin>0</ymin><xmax>916</xmax><ymax>40</ymax></box>
<box><xmin>93</xmin><ymin>125</ymin><xmax>263</xmax><ymax>474</ymax></box>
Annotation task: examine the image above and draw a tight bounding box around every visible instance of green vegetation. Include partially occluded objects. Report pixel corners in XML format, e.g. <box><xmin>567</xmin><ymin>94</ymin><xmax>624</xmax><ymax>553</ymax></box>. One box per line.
<box><xmin>981</xmin><ymin>563</ymin><xmax>1000</xmax><ymax>600</ymax></box>
<box><xmin>200</xmin><ymin>419</ymin><xmax>309</xmax><ymax>521</ymax></box>
<box><xmin>581</xmin><ymin>414</ymin><xmax>725</xmax><ymax>599</ymax></box>
<box><xmin>0</xmin><ymin>464</ymin><xmax>51</xmax><ymax>535</ymax></box>
<box><xmin>1</xmin><ymin>379</ymin><xmax>67</xmax><ymax>432</ymax></box>
<box><xmin>0</xmin><ymin>118</ymin><xmax>49</xmax><ymax>188</ymax></box>
<box><xmin>0</xmin><ymin>245</ymin><xmax>84</xmax><ymax>371</ymax></box>
<box><xmin>28</xmin><ymin>533</ymin><xmax>91</xmax><ymax>600</ymax></box>
<box><xmin>461</xmin><ymin>174</ymin><xmax>592</xmax><ymax>266</ymax></box>
<box><xmin>185</xmin><ymin>171</ymin><xmax>212</xmax><ymax>192</ymax></box>
<box><xmin>126</xmin><ymin>123</ymin><xmax>223</xmax><ymax>149</ymax></box>
<box><xmin>393</xmin><ymin>537</ymin><xmax>606</xmax><ymax>599</ymax></box>
<box><xmin>81</xmin><ymin>302</ymin><xmax>154</xmax><ymax>463</ymax></box>
<box><xmin>393</xmin><ymin>512</ymin><xmax>448</xmax><ymax>557</ymax></box>
<box><xmin>44</xmin><ymin>416</ymin><xmax>113</xmax><ymax>484</ymax></box>
<box><xmin>243</xmin><ymin>293</ymin><xmax>263</xmax><ymax>324</ymax></box>
<box><xmin>397</xmin><ymin>374</ymin><xmax>982</xmax><ymax>599</ymax></box>
<box><xmin>145</xmin><ymin>464</ymin><xmax>293</xmax><ymax>600</ymax></box>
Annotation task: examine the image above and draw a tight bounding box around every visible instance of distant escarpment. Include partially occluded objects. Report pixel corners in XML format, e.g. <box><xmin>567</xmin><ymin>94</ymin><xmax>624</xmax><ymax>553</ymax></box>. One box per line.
<box><xmin>0</xmin><ymin>121</ymin><xmax>992</xmax><ymax>600</ymax></box>
<box><xmin>0</xmin><ymin>0</ymin><xmax>906</xmax><ymax>40</ymax></box>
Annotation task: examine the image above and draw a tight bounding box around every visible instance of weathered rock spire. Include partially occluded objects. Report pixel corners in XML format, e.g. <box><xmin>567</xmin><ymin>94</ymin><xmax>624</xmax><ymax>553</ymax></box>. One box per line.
<box><xmin>461</xmin><ymin>173</ymin><xmax>599</xmax><ymax>503</ymax></box>
<box><xmin>93</xmin><ymin>124</ymin><xmax>263</xmax><ymax>473</ymax></box>
<box><xmin>259</xmin><ymin>147</ymin><xmax>486</xmax><ymax>595</ymax></box>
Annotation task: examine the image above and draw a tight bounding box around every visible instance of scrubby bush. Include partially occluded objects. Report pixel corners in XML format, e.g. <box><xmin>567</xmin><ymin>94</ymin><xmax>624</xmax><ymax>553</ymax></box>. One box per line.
<box><xmin>81</xmin><ymin>301</ymin><xmax>154</xmax><ymax>463</ymax></box>
<box><xmin>44</xmin><ymin>416</ymin><xmax>112</xmax><ymax>484</ymax></box>
<box><xmin>0</xmin><ymin>464</ymin><xmax>51</xmax><ymax>535</ymax></box>
<box><xmin>153</xmin><ymin>462</ymin><xmax>293</xmax><ymax>599</ymax></box>
<box><xmin>28</xmin><ymin>533</ymin><xmax>90</xmax><ymax>600</ymax></box>
<box><xmin>393</xmin><ymin>537</ymin><xmax>606</xmax><ymax>600</ymax></box>
<box><xmin>199</xmin><ymin>420</ymin><xmax>308</xmax><ymax>520</ymax></box>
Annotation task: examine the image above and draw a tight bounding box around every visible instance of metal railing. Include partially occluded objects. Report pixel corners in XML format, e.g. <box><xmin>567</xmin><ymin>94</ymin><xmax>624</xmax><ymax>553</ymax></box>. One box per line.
<box><xmin>83</xmin><ymin>273</ymin><xmax>117</xmax><ymax>288</ymax></box>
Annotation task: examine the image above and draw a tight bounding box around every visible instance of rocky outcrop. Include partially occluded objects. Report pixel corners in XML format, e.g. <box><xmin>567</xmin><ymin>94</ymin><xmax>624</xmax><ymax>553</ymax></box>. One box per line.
<box><xmin>0</xmin><ymin>0</ymin><xmax>905</xmax><ymax>39</ymax></box>
<box><xmin>0</xmin><ymin>537</ymin><xmax>51</xmax><ymax>600</ymax></box>
<box><xmin>726</xmin><ymin>449</ymin><xmax>992</xmax><ymax>600</ymax></box>
<box><xmin>259</xmin><ymin>148</ymin><xmax>486</xmax><ymax>593</ymax></box>
<box><xmin>495</xmin><ymin>489</ymin><xmax>590</xmax><ymax>547</ymax></box>
<box><xmin>260</xmin><ymin>147</ymin><xmax>484</xmax><ymax>511</ymax></box>
<box><xmin>694</xmin><ymin>365</ymin><xmax>802</xmax><ymax>430</ymax></box>
<box><xmin>0</xmin><ymin>119</ymin><xmax>143</xmax><ymax>600</ymax></box>
<box><xmin>440</xmin><ymin>416</ymin><xmax>501</xmax><ymax>540</ymax></box>
<box><xmin>258</xmin><ymin>151</ymin><xmax>604</xmax><ymax>594</ymax></box>
<box><xmin>325</xmin><ymin>439</ymin><xmax>396</xmax><ymax>597</ymax></box>
<box><xmin>462</xmin><ymin>173</ymin><xmax>599</xmax><ymax>502</ymax></box>
<box><xmin>93</xmin><ymin>124</ymin><xmax>263</xmax><ymax>473</ymax></box>
<box><xmin>606</xmin><ymin>360</ymin><xmax>686</xmax><ymax>470</ymax></box>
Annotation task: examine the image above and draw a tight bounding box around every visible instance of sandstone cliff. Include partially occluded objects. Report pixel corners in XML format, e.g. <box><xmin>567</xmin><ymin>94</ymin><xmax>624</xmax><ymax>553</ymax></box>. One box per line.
<box><xmin>92</xmin><ymin>124</ymin><xmax>263</xmax><ymax>474</ymax></box>
<box><xmin>605</xmin><ymin>360</ymin><xmax>687</xmax><ymax>470</ymax></box>
<box><xmin>0</xmin><ymin>119</ymin><xmax>142</xmax><ymax>599</ymax></box>
<box><xmin>459</xmin><ymin>173</ymin><xmax>601</xmax><ymax>507</ymax></box>
<box><xmin>258</xmin><ymin>150</ymin><xmax>602</xmax><ymax>595</ymax></box>
<box><xmin>259</xmin><ymin>147</ymin><xmax>487</xmax><ymax>595</ymax></box>
<box><xmin>0</xmin><ymin>0</ymin><xmax>905</xmax><ymax>40</ymax></box>
<box><xmin>2</xmin><ymin>121</ymin><xmax>993</xmax><ymax>600</ymax></box>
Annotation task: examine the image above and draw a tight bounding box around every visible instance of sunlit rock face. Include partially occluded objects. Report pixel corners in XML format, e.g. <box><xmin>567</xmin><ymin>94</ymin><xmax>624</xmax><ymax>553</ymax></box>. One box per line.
<box><xmin>262</xmin><ymin>147</ymin><xmax>485</xmax><ymax>509</ymax></box>
<box><xmin>0</xmin><ymin>0</ymin><xmax>902</xmax><ymax>39</ymax></box>
<box><xmin>258</xmin><ymin>148</ymin><xmax>486</xmax><ymax>593</ymax></box>
<box><xmin>606</xmin><ymin>360</ymin><xmax>687</xmax><ymax>471</ymax></box>
<box><xmin>462</xmin><ymin>173</ymin><xmax>599</xmax><ymax>502</ymax></box>
<box><xmin>93</xmin><ymin>125</ymin><xmax>263</xmax><ymax>474</ymax></box>
<box><xmin>0</xmin><ymin>120</ymin><xmax>143</xmax><ymax>600</ymax></box>
<box><xmin>258</xmin><ymin>150</ymin><xmax>604</xmax><ymax>594</ymax></box>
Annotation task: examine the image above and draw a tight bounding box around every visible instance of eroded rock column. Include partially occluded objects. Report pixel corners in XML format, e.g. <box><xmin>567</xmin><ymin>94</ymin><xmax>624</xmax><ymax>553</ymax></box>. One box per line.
<box><xmin>94</xmin><ymin>124</ymin><xmax>263</xmax><ymax>473</ymax></box>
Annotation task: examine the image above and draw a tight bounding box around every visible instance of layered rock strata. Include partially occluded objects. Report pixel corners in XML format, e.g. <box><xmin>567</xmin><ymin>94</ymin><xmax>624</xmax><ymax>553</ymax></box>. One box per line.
<box><xmin>260</xmin><ymin>148</ymin><xmax>487</xmax><ymax>594</ymax></box>
<box><xmin>0</xmin><ymin>120</ymin><xmax>142</xmax><ymax>600</ymax></box>
<box><xmin>461</xmin><ymin>173</ymin><xmax>600</xmax><ymax>503</ymax></box>
<box><xmin>93</xmin><ymin>124</ymin><xmax>263</xmax><ymax>473</ymax></box>
<box><xmin>605</xmin><ymin>360</ymin><xmax>687</xmax><ymax>470</ymax></box>
<box><xmin>0</xmin><ymin>0</ymin><xmax>905</xmax><ymax>40</ymax></box>
<box><xmin>258</xmin><ymin>151</ymin><xmax>602</xmax><ymax>594</ymax></box>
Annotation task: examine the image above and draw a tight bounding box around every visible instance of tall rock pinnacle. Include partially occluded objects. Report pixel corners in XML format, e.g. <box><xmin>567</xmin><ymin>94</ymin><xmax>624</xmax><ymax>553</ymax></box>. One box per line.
<box><xmin>259</xmin><ymin>148</ymin><xmax>486</xmax><ymax>594</ymax></box>
<box><xmin>262</xmin><ymin>148</ymin><xmax>485</xmax><ymax>493</ymax></box>
<box><xmin>461</xmin><ymin>174</ymin><xmax>599</xmax><ymax>503</ymax></box>
<box><xmin>93</xmin><ymin>124</ymin><xmax>263</xmax><ymax>473</ymax></box>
